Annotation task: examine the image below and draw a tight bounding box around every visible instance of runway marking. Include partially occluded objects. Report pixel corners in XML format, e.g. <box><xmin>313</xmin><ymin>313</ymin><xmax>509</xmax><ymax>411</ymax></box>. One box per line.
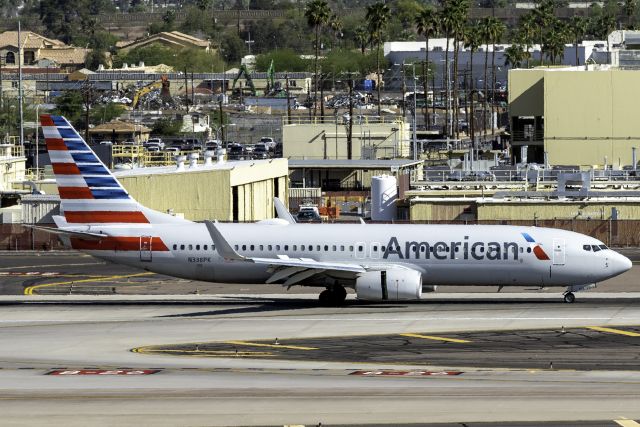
<box><xmin>614</xmin><ymin>419</ymin><xmax>640</xmax><ymax>427</ymax></box>
<box><xmin>23</xmin><ymin>272</ymin><xmax>156</xmax><ymax>295</ymax></box>
<box><xmin>588</xmin><ymin>326</ymin><xmax>640</xmax><ymax>337</ymax></box>
<box><xmin>132</xmin><ymin>347</ymin><xmax>275</xmax><ymax>357</ymax></box>
<box><xmin>225</xmin><ymin>340</ymin><xmax>319</xmax><ymax>350</ymax></box>
<box><xmin>400</xmin><ymin>333</ymin><xmax>471</xmax><ymax>343</ymax></box>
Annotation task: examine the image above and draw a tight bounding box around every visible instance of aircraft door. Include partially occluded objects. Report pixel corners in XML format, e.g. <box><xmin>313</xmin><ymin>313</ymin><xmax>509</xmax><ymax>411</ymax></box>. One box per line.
<box><xmin>552</xmin><ymin>238</ymin><xmax>565</xmax><ymax>265</ymax></box>
<box><xmin>140</xmin><ymin>236</ymin><xmax>152</xmax><ymax>262</ymax></box>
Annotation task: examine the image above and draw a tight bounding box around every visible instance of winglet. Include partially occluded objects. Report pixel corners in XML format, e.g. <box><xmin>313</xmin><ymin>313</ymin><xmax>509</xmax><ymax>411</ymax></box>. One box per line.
<box><xmin>274</xmin><ymin>197</ymin><xmax>295</xmax><ymax>224</ymax></box>
<box><xmin>204</xmin><ymin>220</ymin><xmax>247</xmax><ymax>261</ymax></box>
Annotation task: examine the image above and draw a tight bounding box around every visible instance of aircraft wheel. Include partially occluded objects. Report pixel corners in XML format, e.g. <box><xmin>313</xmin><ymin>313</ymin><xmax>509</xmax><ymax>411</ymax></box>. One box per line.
<box><xmin>319</xmin><ymin>289</ymin><xmax>332</xmax><ymax>305</ymax></box>
<box><xmin>563</xmin><ymin>292</ymin><xmax>575</xmax><ymax>303</ymax></box>
<box><xmin>329</xmin><ymin>285</ymin><xmax>347</xmax><ymax>305</ymax></box>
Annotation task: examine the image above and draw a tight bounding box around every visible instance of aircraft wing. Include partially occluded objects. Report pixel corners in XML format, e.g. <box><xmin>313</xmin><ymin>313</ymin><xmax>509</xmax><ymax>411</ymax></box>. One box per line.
<box><xmin>204</xmin><ymin>220</ymin><xmax>366</xmax><ymax>286</ymax></box>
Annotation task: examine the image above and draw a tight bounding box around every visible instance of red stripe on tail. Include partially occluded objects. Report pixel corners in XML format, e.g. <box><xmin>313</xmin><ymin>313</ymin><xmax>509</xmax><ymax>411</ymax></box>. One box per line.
<box><xmin>40</xmin><ymin>115</ymin><xmax>54</xmax><ymax>126</ymax></box>
<box><xmin>58</xmin><ymin>187</ymin><xmax>94</xmax><ymax>199</ymax></box>
<box><xmin>45</xmin><ymin>138</ymin><xmax>67</xmax><ymax>151</ymax></box>
<box><xmin>52</xmin><ymin>163</ymin><xmax>82</xmax><ymax>175</ymax></box>
<box><xmin>65</xmin><ymin>211</ymin><xmax>149</xmax><ymax>224</ymax></box>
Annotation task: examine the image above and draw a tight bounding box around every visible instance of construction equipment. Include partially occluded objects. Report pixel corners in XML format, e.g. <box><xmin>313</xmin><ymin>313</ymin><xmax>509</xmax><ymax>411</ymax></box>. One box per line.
<box><xmin>132</xmin><ymin>76</ymin><xmax>171</xmax><ymax>109</ymax></box>
<box><xmin>231</xmin><ymin>65</ymin><xmax>256</xmax><ymax>97</ymax></box>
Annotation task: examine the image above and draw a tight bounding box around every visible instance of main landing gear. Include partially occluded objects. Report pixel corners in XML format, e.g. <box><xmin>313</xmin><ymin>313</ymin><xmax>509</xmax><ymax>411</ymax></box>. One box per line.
<box><xmin>563</xmin><ymin>292</ymin><xmax>575</xmax><ymax>303</ymax></box>
<box><xmin>319</xmin><ymin>285</ymin><xmax>347</xmax><ymax>306</ymax></box>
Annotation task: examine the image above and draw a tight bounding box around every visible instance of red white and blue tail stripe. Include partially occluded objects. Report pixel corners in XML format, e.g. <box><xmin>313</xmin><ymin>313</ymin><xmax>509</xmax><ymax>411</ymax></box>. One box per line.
<box><xmin>41</xmin><ymin>114</ymin><xmax>184</xmax><ymax>226</ymax></box>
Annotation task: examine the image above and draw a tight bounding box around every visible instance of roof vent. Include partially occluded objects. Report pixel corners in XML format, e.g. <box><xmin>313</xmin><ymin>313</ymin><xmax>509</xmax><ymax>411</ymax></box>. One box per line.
<box><xmin>188</xmin><ymin>152</ymin><xmax>199</xmax><ymax>169</ymax></box>
<box><xmin>204</xmin><ymin>150</ymin><xmax>215</xmax><ymax>166</ymax></box>
<box><xmin>216</xmin><ymin>148</ymin><xmax>226</xmax><ymax>165</ymax></box>
<box><xmin>175</xmin><ymin>155</ymin><xmax>186</xmax><ymax>171</ymax></box>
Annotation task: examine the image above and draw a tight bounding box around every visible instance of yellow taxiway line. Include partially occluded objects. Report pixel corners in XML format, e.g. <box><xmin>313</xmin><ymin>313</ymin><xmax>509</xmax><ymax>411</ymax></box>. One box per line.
<box><xmin>588</xmin><ymin>326</ymin><xmax>640</xmax><ymax>337</ymax></box>
<box><xmin>614</xmin><ymin>419</ymin><xmax>640</xmax><ymax>427</ymax></box>
<box><xmin>225</xmin><ymin>340</ymin><xmax>319</xmax><ymax>351</ymax></box>
<box><xmin>24</xmin><ymin>272</ymin><xmax>155</xmax><ymax>295</ymax></box>
<box><xmin>400</xmin><ymin>333</ymin><xmax>471</xmax><ymax>344</ymax></box>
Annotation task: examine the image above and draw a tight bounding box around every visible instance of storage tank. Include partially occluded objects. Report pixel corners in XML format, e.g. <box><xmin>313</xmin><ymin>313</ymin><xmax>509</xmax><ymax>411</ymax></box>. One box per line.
<box><xmin>371</xmin><ymin>175</ymin><xmax>397</xmax><ymax>221</ymax></box>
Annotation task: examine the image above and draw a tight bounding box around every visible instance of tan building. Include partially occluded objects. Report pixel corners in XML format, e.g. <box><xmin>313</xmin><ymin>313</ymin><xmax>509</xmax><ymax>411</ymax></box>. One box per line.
<box><xmin>88</xmin><ymin>120</ymin><xmax>151</xmax><ymax>144</ymax></box>
<box><xmin>509</xmin><ymin>66</ymin><xmax>640</xmax><ymax>169</ymax></box>
<box><xmin>282</xmin><ymin>116</ymin><xmax>411</xmax><ymax>160</ymax></box>
<box><xmin>0</xmin><ymin>31</ymin><xmax>89</xmax><ymax>71</ymax></box>
<box><xmin>37</xmin><ymin>158</ymin><xmax>288</xmax><ymax>222</ymax></box>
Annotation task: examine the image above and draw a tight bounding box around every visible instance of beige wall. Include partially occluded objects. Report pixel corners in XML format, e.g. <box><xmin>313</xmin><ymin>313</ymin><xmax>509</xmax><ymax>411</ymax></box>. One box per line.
<box><xmin>510</xmin><ymin>68</ymin><xmax>640</xmax><ymax>168</ymax></box>
<box><xmin>38</xmin><ymin>159</ymin><xmax>288</xmax><ymax>222</ymax></box>
<box><xmin>283</xmin><ymin>120</ymin><xmax>410</xmax><ymax>160</ymax></box>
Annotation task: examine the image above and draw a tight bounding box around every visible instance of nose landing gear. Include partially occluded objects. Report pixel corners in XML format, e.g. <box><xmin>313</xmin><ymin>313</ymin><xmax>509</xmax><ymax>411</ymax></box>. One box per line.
<box><xmin>563</xmin><ymin>292</ymin><xmax>575</xmax><ymax>303</ymax></box>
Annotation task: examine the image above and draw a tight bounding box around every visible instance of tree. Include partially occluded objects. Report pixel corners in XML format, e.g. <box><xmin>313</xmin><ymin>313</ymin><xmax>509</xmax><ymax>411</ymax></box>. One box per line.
<box><xmin>449</xmin><ymin>0</ymin><xmax>470</xmax><ymax>140</ymax></box>
<box><xmin>439</xmin><ymin>3</ymin><xmax>457</xmax><ymax>138</ymax></box>
<box><xmin>487</xmin><ymin>17</ymin><xmax>505</xmax><ymax>133</ymax></box>
<box><xmin>568</xmin><ymin>16</ymin><xmax>588</xmax><ymax>66</ymax></box>
<box><xmin>533</xmin><ymin>0</ymin><xmax>556</xmax><ymax>66</ymax></box>
<box><xmin>90</xmin><ymin>104</ymin><xmax>126</xmax><ymax>125</ymax></box>
<box><xmin>256</xmin><ymin>49</ymin><xmax>309</xmax><ymax>72</ymax></box>
<box><xmin>366</xmin><ymin>1</ymin><xmax>391</xmax><ymax>117</ymax></box>
<box><xmin>624</xmin><ymin>0</ymin><xmax>637</xmax><ymax>29</ymax></box>
<box><xmin>53</xmin><ymin>91</ymin><xmax>84</xmax><ymax>129</ymax></box>
<box><xmin>516</xmin><ymin>11</ymin><xmax>536</xmax><ymax>68</ymax></box>
<box><xmin>543</xmin><ymin>20</ymin><xmax>568</xmax><ymax>65</ymax></box>
<box><xmin>329</xmin><ymin>14</ymin><xmax>344</xmax><ymax>49</ymax></box>
<box><xmin>504</xmin><ymin>44</ymin><xmax>525</xmax><ymax>68</ymax></box>
<box><xmin>415</xmin><ymin>5</ymin><xmax>439</xmax><ymax>128</ymax></box>
<box><xmin>463</xmin><ymin>21</ymin><xmax>481</xmax><ymax>146</ymax></box>
<box><xmin>305</xmin><ymin>0</ymin><xmax>331</xmax><ymax>119</ymax></box>
<box><xmin>152</xmin><ymin>118</ymin><xmax>183</xmax><ymax>136</ymax></box>
<box><xmin>219</xmin><ymin>29</ymin><xmax>247</xmax><ymax>63</ymax></box>
<box><xmin>354</xmin><ymin>26</ymin><xmax>369</xmax><ymax>55</ymax></box>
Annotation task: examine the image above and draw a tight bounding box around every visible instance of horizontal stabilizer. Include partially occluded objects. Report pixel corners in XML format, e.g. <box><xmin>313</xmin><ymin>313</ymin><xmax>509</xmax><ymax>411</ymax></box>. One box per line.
<box><xmin>23</xmin><ymin>224</ymin><xmax>108</xmax><ymax>241</ymax></box>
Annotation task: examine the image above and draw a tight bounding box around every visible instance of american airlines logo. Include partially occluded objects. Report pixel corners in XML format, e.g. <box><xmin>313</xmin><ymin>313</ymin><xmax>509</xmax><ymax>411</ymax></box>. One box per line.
<box><xmin>382</xmin><ymin>233</ymin><xmax>550</xmax><ymax>261</ymax></box>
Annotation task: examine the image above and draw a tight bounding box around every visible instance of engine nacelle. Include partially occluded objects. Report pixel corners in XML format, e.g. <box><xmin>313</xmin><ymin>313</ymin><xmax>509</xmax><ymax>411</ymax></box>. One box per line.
<box><xmin>355</xmin><ymin>269</ymin><xmax>422</xmax><ymax>301</ymax></box>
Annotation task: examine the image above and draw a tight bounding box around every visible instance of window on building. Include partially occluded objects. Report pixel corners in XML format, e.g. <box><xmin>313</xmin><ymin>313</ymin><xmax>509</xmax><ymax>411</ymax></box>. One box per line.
<box><xmin>23</xmin><ymin>51</ymin><xmax>35</xmax><ymax>65</ymax></box>
<box><xmin>5</xmin><ymin>52</ymin><xmax>15</xmax><ymax>64</ymax></box>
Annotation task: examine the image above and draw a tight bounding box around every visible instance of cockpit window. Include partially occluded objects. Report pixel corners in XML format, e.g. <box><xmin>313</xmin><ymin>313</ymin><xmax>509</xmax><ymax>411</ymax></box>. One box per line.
<box><xmin>583</xmin><ymin>245</ymin><xmax>591</xmax><ymax>251</ymax></box>
<box><xmin>592</xmin><ymin>245</ymin><xmax>601</xmax><ymax>252</ymax></box>
<box><xmin>599</xmin><ymin>244</ymin><xmax>608</xmax><ymax>250</ymax></box>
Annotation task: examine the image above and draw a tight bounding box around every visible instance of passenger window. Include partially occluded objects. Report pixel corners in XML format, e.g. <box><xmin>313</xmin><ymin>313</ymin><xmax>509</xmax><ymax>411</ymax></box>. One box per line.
<box><xmin>358</xmin><ymin>245</ymin><xmax>363</xmax><ymax>252</ymax></box>
<box><xmin>196</xmin><ymin>245</ymin><xmax>200</xmax><ymax>250</ymax></box>
<box><xmin>301</xmin><ymin>245</ymin><xmax>305</xmax><ymax>250</ymax></box>
<box><xmin>592</xmin><ymin>245</ymin><xmax>601</xmax><ymax>252</ymax></box>
<box><xmin>318</xmin><ymin>245</ymin><xmax>322</xmax><ymax>251</ymax></box>
<box><xmin>259</xmin><ymin>245</ymin><xmax>263</xmax><ymax>251</ymax></box>
<box><xmin>284</xmin><ymin>245</ymin><xmax>288</xmax><ymax>251</ymax></box>
<box><xmin>583</xmin><ymin>245</ymin><xmax>591</xmax><ymax>251</ymax></box>
<box><xmin>204</xmin><ymin>245</ymin><xmax>208</xmax><ymax>250</ymax></box>
<box><xmin>268</xmin><ymin>245</ymin><xmax>272</xmax><ymax>251</ymax></box>
<box><xmin>381</xmin><ymin>246</ymin><xmax>386</xmax><ymax>251</ymax></box>
<box><xmin>188</xmin><ymin>244</ymin><xmax>192</xmax><ymax>250</ymax></box>
<box><xmin>293</xmin><ymin>245</ymin><xmax>297</xmax><ymax>251</ymax></box>
<box><xmin>373</xmin><ymin>246</ymin><xmax>378</xmax><ymax>252</ymax></box>
<box><xmin>212</xmin><ymin>245</ymin><xmax>215</xmax><ymax>250</ymax></box>
<box><xmin>332</xmin><ymin>245</ymin><xmax>336</xmax><ymax>251</ymax></box>
<box><xmin>234</xmin><ymin>245</ymin><xmax>239</xmax><ymax>250</ymax></box>
<box><xmin>455</xmin><ymin>247</ymin><xmax>459</xmax><ymax>252</ymax></box>
<box><xmin>519</xmin><ymin>247</ymin><xmax>523</xmax><ymax>253</ymax></box>
<box><xmin>308</xmin><ymin>245</ymin><xmax>312</xmax><ymax>251</ymax></box>
<box><xmin>173</xmin><ymin>244</ymin><xmax>177</xmax><ymax>250</ymax></box>
<box><xmin>242</xmin><ymin>245</ymin><xmax>246</xmax><ymax>251</ymax></box>
<box><xmin>350</xmin><ymin>246</ymin><xmax>354</xmax><ymax>251</ymax></box>
<box><xmin>340</xmin><ymin>245</ymin><xmax>345</xmax><ymax>251</ymax></box>
<box><xmin>527</xmin><ymin>247</ymin><xmax>532</xmax><ymax>253</ymax></box>
<box><xmin>180</xmin><ymin>244</ymin><xmax>185</xmax><ymax>250</ymax></box>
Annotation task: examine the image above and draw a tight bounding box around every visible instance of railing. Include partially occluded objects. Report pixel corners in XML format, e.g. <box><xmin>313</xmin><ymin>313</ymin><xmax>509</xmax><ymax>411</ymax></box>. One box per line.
<box><xmin>283</xmin><ymin>115</ymin><xmax>403</xmax><ymax>126</ymax></box>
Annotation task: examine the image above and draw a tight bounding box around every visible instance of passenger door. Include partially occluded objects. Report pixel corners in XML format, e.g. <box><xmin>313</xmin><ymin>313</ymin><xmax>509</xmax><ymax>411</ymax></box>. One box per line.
<box><xmin>552</xmin><ymin>238</ymin><xmax>565</xmax><ymax>265</ymax></box>
<box><xmin>140</xmin><ymin>236</ymin><xmax>152</xmax><ymax>262</ymax></box>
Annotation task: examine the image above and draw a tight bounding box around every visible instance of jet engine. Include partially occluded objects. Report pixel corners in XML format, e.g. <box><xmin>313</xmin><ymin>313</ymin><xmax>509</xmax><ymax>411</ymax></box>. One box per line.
<box><xmin>355</xmin><ymin>269</ymin><xmax>422</xmax><ymax>301</ymax></box>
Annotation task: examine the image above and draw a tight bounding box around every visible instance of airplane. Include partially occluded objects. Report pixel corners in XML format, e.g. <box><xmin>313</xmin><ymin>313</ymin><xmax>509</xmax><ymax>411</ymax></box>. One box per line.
<box><xmin>34</xmin><ymin>114</ymin><xmax>632</xmax><ymax>304</ymax></box>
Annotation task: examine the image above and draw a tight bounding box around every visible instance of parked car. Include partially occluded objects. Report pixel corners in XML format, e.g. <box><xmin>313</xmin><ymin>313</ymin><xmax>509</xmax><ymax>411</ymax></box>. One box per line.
<box><xmin>98</xmin><ymin>140</ymin><xmax>113</xmax><ymax>145</ymax></box>
<box><xmin>227</xmin><ymin>144</ymin><xmax>246</xmax><ymax>159</ymax></box>
<box><xmin>252</xmin><ymin>143</ymin><xmax>269</xmax><ymax>159</ymax></box>
<box><xmin>259</xmin><ymin>136</ymin><xmax>276</xmax><ymax>150</ymax></box>
<box><xmin>145</xmin><ymin>138</ymin><xmax>164</xmax><ymax>149</ymax></box>
<box><xmin>205</xmin><ymin>140</ymin><xmax>221</xmax><ymax>151</ymax></box>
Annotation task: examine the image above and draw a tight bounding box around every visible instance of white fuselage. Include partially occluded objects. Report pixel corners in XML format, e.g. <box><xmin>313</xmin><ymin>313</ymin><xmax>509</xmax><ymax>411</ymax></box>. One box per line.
<box><xmin>73</xmin><ymin>223</ymin><xmax>631</xmax><ymax>289</ymax></box>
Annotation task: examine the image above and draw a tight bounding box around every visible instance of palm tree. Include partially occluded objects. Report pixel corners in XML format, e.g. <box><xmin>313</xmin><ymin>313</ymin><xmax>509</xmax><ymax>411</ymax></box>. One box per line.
<box><xmin>517</xmin><ymin>11</ymin><xmax>536</xmax><ymax>68</ymax></box>
<box><xmin>305</xmin><ymin>0</ymin><xmax>331</xmax><ymax>119</ymax></box>
<box><xmin>415</xmin><ymin>5</ymin><xmax>438</xmax><ymax>128</ymax></box>
<box><xmin>504</xmin><ymin>44</ymin><xmax>525</xmax><ymax>69</ymax></box>
<box><xmin>463</xmin><ymin>21</ymin><xmax>481</xmax><ymax>151</ymax></box>
<box><xmin>450</xmin><ymin>0</ymin><xmax>470</xmax><ymax>140</ymax></box>
<box><xmin>533</xmin><ymin>0</ymin><xmax>555</xmax><ymax>66</ymax></box>
<box><xmin>354</xmin><ymin>26</ymin><xmax>368</xmax><ymax>55</ymax></box>
<box><xmin>624</xmin><ymin>0</ymin><xmax>637</xmax><ymax>29</ymax></box>
<box><xmin>329</xmin><ymin>14</ymin><xmax>343</xmax><ymax>49</ymax></box>
<box><xmin>479</xmin><ymin>17</ymin><xmax>492</xmax><ymax>141</ymax></box>
<box><xmin>543</xmin><ymin>20</ymin><xmax>568</xmax><ymax>65</ymax></box>
<box><xmin>569</xmin><ymin>16</ymin><xmax>587</xmax><ymax>66</ymax></box>
<box><xmin>366</xmin><ymin>1</ymin><xmax>391</xmax><ymax>118</ymax></box>
<box><xmin>487</xmin><ymin>17</ymin><xmax>505</xmax><ymax>134</ymax></box>
<box><xmin>439</xmin><ymin>3</ymin><xmax>457</xmax><ymax>139</ymax></box>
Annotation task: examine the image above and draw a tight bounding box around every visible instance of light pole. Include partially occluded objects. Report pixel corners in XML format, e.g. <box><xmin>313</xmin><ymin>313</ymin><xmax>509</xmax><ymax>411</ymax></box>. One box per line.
<box><xmin>35</xmin><ymin>104</ymin><xmax>40</xmax><ymax>179</ymax></box>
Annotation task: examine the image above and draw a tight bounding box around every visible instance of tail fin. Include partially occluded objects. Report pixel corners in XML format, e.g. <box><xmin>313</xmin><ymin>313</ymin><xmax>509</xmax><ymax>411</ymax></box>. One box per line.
<box><xmin>41</xmin><ymin>114</ymin><xmax>186</xmax><ymax>226</ymax></box>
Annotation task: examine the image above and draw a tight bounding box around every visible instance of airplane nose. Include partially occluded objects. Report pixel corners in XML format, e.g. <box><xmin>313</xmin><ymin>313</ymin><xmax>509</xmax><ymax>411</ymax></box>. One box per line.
<box><xmin>613</xmin><ymin>252</ymin><xmax>633</xmax><ymax>275</ymax></box>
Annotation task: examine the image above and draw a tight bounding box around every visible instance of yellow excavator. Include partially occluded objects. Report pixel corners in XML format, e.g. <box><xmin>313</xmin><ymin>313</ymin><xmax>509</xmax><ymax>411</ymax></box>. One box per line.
<box><xmin>131</xmin><ymin>75</ymin><xmax>170</xmax><ymax>109</ymax></box>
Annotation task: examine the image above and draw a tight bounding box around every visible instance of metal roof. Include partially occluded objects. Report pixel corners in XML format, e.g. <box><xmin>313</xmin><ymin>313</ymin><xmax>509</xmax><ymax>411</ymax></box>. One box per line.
<box><xmin>288</xmin><ymin>159</ymin><xmax>423</xmax><ymax>169</ymax></box>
